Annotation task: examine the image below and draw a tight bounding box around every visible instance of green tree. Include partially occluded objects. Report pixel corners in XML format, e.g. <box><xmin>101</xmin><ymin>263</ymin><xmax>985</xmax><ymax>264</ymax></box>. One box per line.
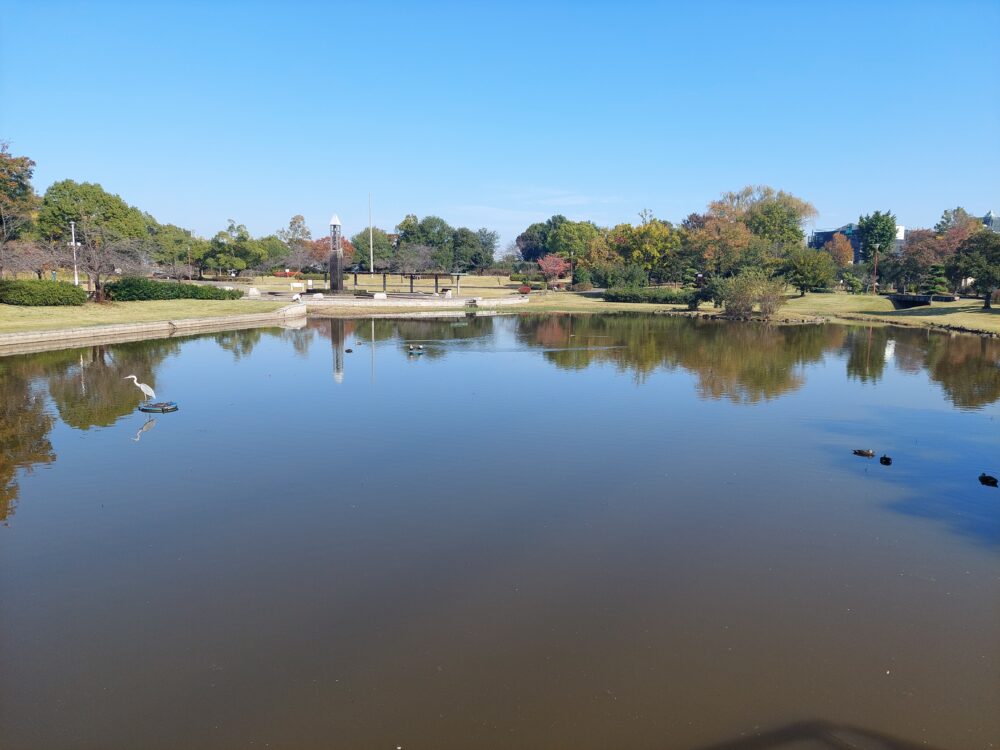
<box><xmin>920</xmin><ymin>263</ymin><xmax>950</xmax><ymax>295</ymax></box>
<box><xmin>783</xmin><ymin>247</ymin><xmax>836</xmax><ymax>295</ymax></box>
<box><xmin>451</xmin><ymin>227</ymin><xmax>481</xmax><ymax>271</ymax></box>
<box><xmin>548</xmin><ymin>220</ymin><xmax>600</xmax><ymax>264</ymax></box>
<box><xmin>955</xmin><ymin>230</ymin><xmax>1000</xmax><ymax>309</ymax></box>
<box><xmin>515</xmin><ymin>215</ymin><xmax>567</xmax><ymax>261</ymax></box>
<box><xmin>473</xmin><ymin>228</ymin><xmax>499</xmax><ymax>270</ymax></box>
<box><xmin>204</xmin><ymin>220</ymin><xmax>266</xmax><ymax>275</ymax></box>
<box><xmin>349</xmin><ymin>227</ymin><xmax>394</xmax><ymax>271</ymax></box>
<box><xmin>397</xmin><ymin>214</ymin><xmax>454</xmax><ymax>269</ymax></box>
<box><xmin>147</xmin><ymin>223</ymin><xmax>208</xmax><ymax>277</ymax></box>
<box><xmin>37</xmin><ymin>180</ymin><xmax>148</xmax><ymax>242</ymax></box>
<box><xmin>610</xmin><ymin>219</ymin><xmax>681</xmax><ymax>280</ymax></box>
<box><xmin>37</xmin><ymin>181</ymin><xmax>150</xmax><ymax>297</ymax></box>
<box><xmin>856</xmin><ymin>210</ymin><xmax>897</xmax><ymax>263</ymax></box>
<box><xmin>713</xmin><ymin>185</ymin><xmax>817</xmax><ymax>245</ymax></box>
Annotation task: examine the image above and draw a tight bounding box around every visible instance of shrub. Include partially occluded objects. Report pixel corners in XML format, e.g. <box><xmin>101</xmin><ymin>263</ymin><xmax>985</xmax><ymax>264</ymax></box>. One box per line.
<box><xmin>717</xmin><ymin>269</ymin><xmax>787</xmax><ymax>318</ymax></box>
<box><xmin>572</xmin><ymin>282</ymin><xmax>594</xmax><ymax>291</ymax></box>
<box><xmin>0</xmin><ymin>279</ymin><xmax>87</xmax><ymax>306</ymax></box>
<box><xmin>608</xmin><ymin>263</ymin><xmax>648</xmax><ymax>289</ymax></box>
<box><xmin>518</xmin><ymin>284</ymin><xmax>532</xmax><ymax>294</ymax></box>
<box><xmin>105</xmin><ymin>277</ymin><xmax>243</xmax><ymax>301</ymax></box>
<box><xmin>572</xmin><ymin>267</ymin><xmax>593</xmax><ymax>287</ymax></box>
<box><xmin>603</xmin><ymin>287</ymin><xmax>696</xmax><ymax>304</ymax></box>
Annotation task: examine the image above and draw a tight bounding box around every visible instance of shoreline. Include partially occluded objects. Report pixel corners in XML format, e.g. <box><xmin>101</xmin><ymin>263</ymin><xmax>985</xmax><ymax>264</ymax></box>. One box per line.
<box><xmin>0</xmin><ymin>303</ymin><xmax>306</xmax><ymax>356</ymax></box>
<box><xmin>1</xmin><ymin>296</ymin><xmax>997</xmax><ymax>356</ymax></box>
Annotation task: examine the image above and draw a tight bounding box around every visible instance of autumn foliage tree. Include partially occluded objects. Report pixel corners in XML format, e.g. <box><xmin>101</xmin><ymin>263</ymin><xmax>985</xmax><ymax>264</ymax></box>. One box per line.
<box><xmin>537</xmin><ymin>253</ymin><xmax>571</xmax><ymax>282</ymax></box>
<box><xmin>822</xmin><ymin>232</ymin><xmax>854</xmax><ymax>267</ymax></box>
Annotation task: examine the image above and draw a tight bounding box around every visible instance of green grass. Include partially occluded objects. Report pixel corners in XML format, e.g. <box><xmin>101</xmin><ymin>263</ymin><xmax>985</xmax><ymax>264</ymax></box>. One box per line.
<box><xmin>0</xmin><ymin>299</ymin><xmax>285</xmax><ymax>334</ymax></box>
<box><xmin>781</xmin><ymin>292</ymin><xmax>1000</xmax><ymax>334</ymax></box>
<box><xmin>3</xmin><ymin>289</ymin><xmax>996</xmax><ymax>337</ymax></box>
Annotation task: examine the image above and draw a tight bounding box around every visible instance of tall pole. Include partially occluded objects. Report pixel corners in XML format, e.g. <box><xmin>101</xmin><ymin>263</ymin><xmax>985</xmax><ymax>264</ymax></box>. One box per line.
<box><xmin>871</xmin><ymin>242</ymin><xmax>881</xmax><ymax>295</ymax></box>
<box><xmin>369</xmin><ymin>193</ymin><xmax>374</xmax><ymax>275</ymax></box>
<box><xmin>69</xmin><ymin>220</ymin><xmax>79</xmax><ymax>286</ymax></box>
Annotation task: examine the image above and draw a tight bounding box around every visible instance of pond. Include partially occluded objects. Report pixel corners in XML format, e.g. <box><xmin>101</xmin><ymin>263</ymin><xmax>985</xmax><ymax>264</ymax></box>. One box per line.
<box><xmin>1</xmin><ymin>314</ymin><xmax>998</xmax><ymax>749</ymax></box>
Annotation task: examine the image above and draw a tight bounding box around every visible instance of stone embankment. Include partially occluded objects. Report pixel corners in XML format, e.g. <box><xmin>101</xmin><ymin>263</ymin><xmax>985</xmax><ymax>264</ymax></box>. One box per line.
<box><xmin>0</xmin><ymin>304</ymin><xmax>307</xmax><ymax>356</ymax></box>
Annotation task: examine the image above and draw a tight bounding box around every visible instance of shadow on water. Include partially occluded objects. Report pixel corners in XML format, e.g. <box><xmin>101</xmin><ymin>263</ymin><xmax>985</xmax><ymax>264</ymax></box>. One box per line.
<box><xmin>692</xmin><ymin>719</ymin><xmax>943</xmax><ymax>750</ymax></box>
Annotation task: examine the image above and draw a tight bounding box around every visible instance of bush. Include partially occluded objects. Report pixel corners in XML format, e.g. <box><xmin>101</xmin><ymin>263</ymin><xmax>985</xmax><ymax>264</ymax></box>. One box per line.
<box><xmin>105</xmin><ymin>277</ymin><xmax>243</xmax><ymax>301</ymax></box>
<box><xmin>603</xmin><ymin>287</ymin><xmax>696</xmax><ymax>305</ymax></box>
<box><xmin>572</xmin><ymin>282</ymin><xmax>594</xmax><ymax>291</ymax></box>
<box><xmin>717</xmin><ymin>269</ymin><xmax>787</xmax><ymax>318</ymax></box>
<box><xmin>608</xmin><ymin>263</ymin><xmax>648</xmax><ymax>289</ymax></box>
<box><xmin>0</xmin><ymin>279</ymin><xmax>88</xmax><ymax>306</ymax></box>
<box><xmin>511</xmin><ymin>272</ymin><xmax>544</xmax><ymax>283</ymax></box>
<box><xmin>572</xmin><ymin>267</ymin><xmax>593</xmax><ymax>287</ymax></box>
<box><xmin>518</xmin><ymin>284</ymin><xmax>532</xmax><ymax>294</ymax></box>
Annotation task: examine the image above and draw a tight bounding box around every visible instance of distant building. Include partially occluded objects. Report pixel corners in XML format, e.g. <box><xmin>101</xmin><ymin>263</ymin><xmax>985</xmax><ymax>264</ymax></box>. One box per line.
<box><xmin>809</xmin><ymin>223</ymin><xmax>905</xmax><ymax>264</ymax></box>
<box><xmin>983</xmin><ymin>211</ymin><xmax>1000</xmax><ymax>233</ymax></box>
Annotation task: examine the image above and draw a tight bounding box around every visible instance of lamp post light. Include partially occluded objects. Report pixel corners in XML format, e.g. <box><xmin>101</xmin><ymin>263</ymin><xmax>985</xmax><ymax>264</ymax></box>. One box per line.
<box><xmin>68</xmin><ymin>220</ymin><xmax>81</xmax><ymax>286</ymax></box>
<box><xmin>329</xmin><ymin>214</ymin><xmax>344</xmax><ymax>292</ymax></box>
<box><xmin>871</xmin><ymin>241</ymin><xmax>881</xmax><ymax>295</ymax></box>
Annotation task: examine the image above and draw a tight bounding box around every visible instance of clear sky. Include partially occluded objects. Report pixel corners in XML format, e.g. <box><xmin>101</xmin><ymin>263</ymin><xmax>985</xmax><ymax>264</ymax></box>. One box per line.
<box><xmin>2</xmin><ymin>0</ymin><xmax>997</xmax><ymax>248</ymax></box>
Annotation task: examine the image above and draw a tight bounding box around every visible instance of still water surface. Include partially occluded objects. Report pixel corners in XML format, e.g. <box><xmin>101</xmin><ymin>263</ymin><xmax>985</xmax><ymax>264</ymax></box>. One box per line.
<box><xmin>1</xmin><ymin>315</ymin><xmax>998</xmax><ymax>749</ymax></box>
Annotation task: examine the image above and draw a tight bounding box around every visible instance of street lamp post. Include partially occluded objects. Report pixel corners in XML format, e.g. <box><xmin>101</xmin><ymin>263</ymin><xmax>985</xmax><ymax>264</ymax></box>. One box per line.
<box><xmin>871</xmin><ymin>242</ymin><xmax>881</xmax><ymax>295</ymax></box>
<box><xmin>329</xmin><ymin>214</ymin><xmax>344</xmax><ymax>292</ymax></box>
<box><xmin>69</xmin><ymin>220</ymin><xmax>80</xmax><ymax>286</ymax></box>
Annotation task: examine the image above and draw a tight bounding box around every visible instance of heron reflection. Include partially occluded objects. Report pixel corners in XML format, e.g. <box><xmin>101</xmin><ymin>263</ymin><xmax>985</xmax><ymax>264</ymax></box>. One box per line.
<box><xmin>131</xmin><ymin>416</ymin><xmax>157</xmax><ymax>443</ymax></box>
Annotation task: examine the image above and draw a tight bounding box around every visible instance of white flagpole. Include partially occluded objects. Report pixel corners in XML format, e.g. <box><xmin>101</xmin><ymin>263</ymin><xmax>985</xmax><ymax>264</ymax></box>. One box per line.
<box><xmin>369</xmin><ymin>192</ymin><xmax>374</xmax><ymax>274</ymax></box>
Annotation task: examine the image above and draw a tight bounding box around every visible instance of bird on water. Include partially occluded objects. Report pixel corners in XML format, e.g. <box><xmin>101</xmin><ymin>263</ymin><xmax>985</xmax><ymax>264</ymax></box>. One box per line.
<box><xmin>123</xmin><ymin>375</ymin><xmax>155</xmax><ymax>403</ymax></box>
<box><xmin>853</xmin><ymin>449</ymin><xmax>875</xmax><ymax>458</ymax></box>
<box><xmin>980</xmin><ymin>473</ymin><xmax>998</xmax><ymax>487</ymax></box>
<box><xmin>880</xmin><ymin>455</ymin><xmax>892</xmax><ymax>465</ymax></box>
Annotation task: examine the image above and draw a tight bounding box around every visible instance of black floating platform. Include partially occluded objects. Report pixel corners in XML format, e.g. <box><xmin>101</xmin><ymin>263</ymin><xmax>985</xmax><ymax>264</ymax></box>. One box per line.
<box><xmin>139</xmin><ymin>402</ymin><xmax>179</xmax><ymax>413</ymax></box>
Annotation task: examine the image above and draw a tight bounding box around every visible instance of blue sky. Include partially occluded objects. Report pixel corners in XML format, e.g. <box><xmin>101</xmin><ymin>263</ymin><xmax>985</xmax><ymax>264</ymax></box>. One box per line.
<box><xmin>2</xmin><ymin>1</ymin><xmax>998</xmax><ymax>247</ymax></box>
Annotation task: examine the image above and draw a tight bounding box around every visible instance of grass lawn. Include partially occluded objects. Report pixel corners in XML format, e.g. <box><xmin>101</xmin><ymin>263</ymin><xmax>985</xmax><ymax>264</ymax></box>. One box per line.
<box><xmin>782</xmin><ymin>293</ymin><xmax>1000</xmax><ymax>334</ymax></box>
<box><xmin>0</xmin><ymin>299</ymin><xmax>285</xmax><ymax>334</ymax></box>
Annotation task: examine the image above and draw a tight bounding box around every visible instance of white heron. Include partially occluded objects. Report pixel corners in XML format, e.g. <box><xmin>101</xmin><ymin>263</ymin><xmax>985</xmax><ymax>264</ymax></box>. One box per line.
<box><xmin>123</xmin><ymin>374</ymin><xmax>156</xmax><ymax>403</ymax></box>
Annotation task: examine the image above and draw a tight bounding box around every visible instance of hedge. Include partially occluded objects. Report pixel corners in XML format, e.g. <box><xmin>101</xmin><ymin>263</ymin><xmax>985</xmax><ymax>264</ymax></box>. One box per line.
<box><xmin>0</xmin><ymin>280</ymin><xmax>87</xmax><ymax>306</ymax></box>
<box><xmin>602</xmin><ymin>287</ymin><xmax>696</xmax><ymax>304</ymax></box>
<box><xmin>105</xmin><ymin>277</ymin><xmax>243</xmax><ymax>301</ymax></box>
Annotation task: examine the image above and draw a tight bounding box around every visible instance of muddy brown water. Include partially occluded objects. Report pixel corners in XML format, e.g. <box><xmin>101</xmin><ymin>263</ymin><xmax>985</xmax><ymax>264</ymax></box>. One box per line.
<box><xmin>1</xmin><ymin>315</ymin><xmax>998</xmax><ymax>749</ymax></box>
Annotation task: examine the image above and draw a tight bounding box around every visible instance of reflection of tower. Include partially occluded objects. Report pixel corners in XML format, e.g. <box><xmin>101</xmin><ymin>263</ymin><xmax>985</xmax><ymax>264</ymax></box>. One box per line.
<box><xmin>330</xmin><ymin>318</ymin><xmax>345</xmax><ymax>384</ymax></box>
<box><xmin>329</xmin><ymin>214</ymin><xmax>344</xmax><ymax>292</ymax></box>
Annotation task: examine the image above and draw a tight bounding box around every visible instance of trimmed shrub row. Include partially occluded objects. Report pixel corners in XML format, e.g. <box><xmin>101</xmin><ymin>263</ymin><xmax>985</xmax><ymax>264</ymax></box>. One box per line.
<box><xmin>0</xmin><ymin>280</ymin><xmax>87</xmax><ymax>306</ymax></box>
<box><xmin>603</xmin><ymin>287</ymin><xmax>696</xmax><ymax>305</ymax></box>
<box><xmin>105</xmin><ymin>277</ymin><xmax>243</xmax><ymax>301</ymax></box>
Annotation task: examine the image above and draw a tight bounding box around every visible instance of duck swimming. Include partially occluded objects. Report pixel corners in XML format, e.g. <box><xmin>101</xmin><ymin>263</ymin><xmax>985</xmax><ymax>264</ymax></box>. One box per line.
<box><xmin>879</xmin><ymin>455</ymin><xmax>892</xmax><ymax>466</ymax></box>
<box><xmin>979</xmin><ymin>473</ymin><xmax>998</xmax><ymax>487</ymax></box>
<box><xmin>853</xmin><ymin>449</ymin><xmax>875</xmax><ymax>458</ymax></box>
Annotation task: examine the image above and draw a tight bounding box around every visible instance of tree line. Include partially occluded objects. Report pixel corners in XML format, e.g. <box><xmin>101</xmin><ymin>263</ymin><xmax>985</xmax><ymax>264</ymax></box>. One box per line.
<box><xmin>2</xmin><ymin>142</ymin><xmax>997</xmax><ymax>306</ymax></box>
<box><xmin>512</xmin><ymin>189</ymin><xmax>1000</xmax><ymax>309</ymax></box>
<box><xmin>0</xmin><ymin>144</ymin><xmax>501</xmax><ymax>298</ymax></box>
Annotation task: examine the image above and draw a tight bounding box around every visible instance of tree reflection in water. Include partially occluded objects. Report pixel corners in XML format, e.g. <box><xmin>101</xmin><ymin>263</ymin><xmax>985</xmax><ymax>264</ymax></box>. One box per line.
<box><xmin>1</xmin><ymin>316</ymin><xmax>998</xmax><ymax>522</ymax></box>
<box><xmin>517</xmin><ymin>314</ymin><xmax>847</xmax><ymax>403</ymax></box>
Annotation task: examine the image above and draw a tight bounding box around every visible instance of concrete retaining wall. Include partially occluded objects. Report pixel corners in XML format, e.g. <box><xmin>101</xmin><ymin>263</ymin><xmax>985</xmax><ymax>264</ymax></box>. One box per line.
<box><xmin>0</xmin><ymin>304</ymin><xmax>307</xmax><ymax>356</ymax></box>
<box><xmin>304</xmin><ymin>294</ymin><xmax>531</xmax><ymax>309</ymax></box>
